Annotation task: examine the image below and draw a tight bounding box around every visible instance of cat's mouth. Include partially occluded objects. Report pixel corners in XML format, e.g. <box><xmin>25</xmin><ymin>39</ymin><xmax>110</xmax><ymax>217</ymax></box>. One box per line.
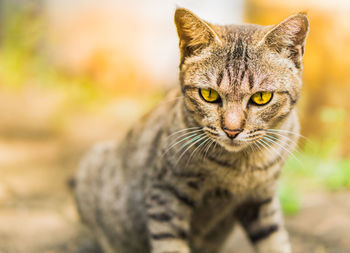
<box><xmin>204</xmin><ymin>127</ymin><xmax>266</xmax><ymax>152</ymax></box>
<box><xmin>222</xmin><ymin>137</ymin><xmax>266</xmax><ymax>152</ymax></box>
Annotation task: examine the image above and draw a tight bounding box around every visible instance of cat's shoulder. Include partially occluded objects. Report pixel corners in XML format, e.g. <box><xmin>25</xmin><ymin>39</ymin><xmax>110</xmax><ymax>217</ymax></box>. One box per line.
<box><xmin>77</xmin><ymin>141</ymin><xmax>118</xmax><ymax>177</ymax></box>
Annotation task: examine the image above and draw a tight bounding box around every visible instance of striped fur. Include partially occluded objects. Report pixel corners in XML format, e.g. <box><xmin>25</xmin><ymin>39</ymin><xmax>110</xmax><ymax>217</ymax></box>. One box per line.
<box><xmin>74</xmin><ymin>8</ymin><xmax>309</xmax><ymax>253</ymax></box>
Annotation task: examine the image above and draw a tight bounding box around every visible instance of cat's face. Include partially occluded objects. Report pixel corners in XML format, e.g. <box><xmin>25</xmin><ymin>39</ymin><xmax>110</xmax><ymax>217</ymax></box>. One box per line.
<box><xmin>175</xmin><ymin>9</ymin><xmax>309</xmax><ymax>152</ymax></box>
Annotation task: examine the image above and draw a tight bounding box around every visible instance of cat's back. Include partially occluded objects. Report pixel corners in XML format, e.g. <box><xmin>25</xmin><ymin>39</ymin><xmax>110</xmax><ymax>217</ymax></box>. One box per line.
<box><xmin>74</xmin><ymin>141</ymin><xmax>119</xmax><ymax>225</ymax></box>
<box><xmin>74</xmin><ymin>88</ymin><xmax>180</xmax><ymax>225</ymax></box>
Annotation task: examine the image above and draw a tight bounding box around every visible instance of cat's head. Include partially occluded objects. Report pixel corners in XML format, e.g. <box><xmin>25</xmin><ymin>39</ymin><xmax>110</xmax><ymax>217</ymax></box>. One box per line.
<box><xmin>175</xmin><ymin>8</ymin><xmax>309</xmax><ymax>152</ymax></box>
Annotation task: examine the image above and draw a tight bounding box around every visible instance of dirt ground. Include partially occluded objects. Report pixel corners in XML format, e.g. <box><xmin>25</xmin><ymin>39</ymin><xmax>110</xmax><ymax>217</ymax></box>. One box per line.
<box><xmin>1</xmin><ymin>134</ymin><xmax>350</xmax><ymax>253</ymax></box>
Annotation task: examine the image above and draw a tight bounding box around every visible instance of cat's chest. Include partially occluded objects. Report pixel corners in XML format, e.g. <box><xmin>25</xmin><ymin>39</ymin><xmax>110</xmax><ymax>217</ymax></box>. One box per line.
<box><xmin>189</xmin><ymin>168</ymin><xmax>278</xmax><ymax>244</ymax></box>
<box><xmin>190</xmin><ymin>188</ymin><xmax>238</xmax><ymax>241</ymax></box>
<box><xmin>202</xmin><ymin>157</ymin><xmax>282</xmax><ymax>195</ymax></box>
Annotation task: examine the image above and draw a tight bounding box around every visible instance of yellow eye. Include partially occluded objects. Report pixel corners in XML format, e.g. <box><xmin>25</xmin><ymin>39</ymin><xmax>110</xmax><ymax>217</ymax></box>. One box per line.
<box><xmin>250</xmin><ymin>92</ymin><xmax>273</xmax><ymax>105</ymax></box>
<box><xmin>199</xmin><ymin>88</ymin><xmax>220</xmax><ymax>103</ymax></box>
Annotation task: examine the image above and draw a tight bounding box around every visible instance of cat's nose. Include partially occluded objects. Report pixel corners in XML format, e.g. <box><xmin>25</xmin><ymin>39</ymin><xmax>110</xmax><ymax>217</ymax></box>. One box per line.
<box><xmin>223</xmin><ymin>128</ymin><xmax>242</xmax><ymax>139</ymax></box>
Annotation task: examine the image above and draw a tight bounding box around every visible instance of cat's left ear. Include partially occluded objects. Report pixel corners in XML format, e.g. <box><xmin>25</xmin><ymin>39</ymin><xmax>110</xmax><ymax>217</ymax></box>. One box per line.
<box><xmin>261</xmin><ymin>13</ymin><xmax>309</xmax><ymax>69</ymax></box>
<box><xmin>175</xmin><ymin>8</ymin><xmax>222</xmax><ymax>64</ymax></box>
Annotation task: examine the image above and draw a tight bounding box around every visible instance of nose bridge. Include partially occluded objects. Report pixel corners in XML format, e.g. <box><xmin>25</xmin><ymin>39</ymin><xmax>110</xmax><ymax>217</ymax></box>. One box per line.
<box><xmin>222</xmin><ymin>104</ymin><xmax>244</xmax><ymax>130</ymax></box>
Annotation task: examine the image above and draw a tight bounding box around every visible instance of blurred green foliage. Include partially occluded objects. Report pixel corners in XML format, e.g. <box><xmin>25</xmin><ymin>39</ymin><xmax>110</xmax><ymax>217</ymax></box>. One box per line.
<box><xmin>0</xmin><ymin>2</ymin><xmax>102</xmax><ymax>103</ymax></box>
<box><xmin>280</xmin><ymin>108</ymin><xmax>350</xmax><ymax>215</ymax></box>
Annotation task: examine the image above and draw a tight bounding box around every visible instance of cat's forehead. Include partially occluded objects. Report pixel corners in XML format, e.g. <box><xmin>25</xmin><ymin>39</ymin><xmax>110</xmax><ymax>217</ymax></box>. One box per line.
<box><xmin>218</xmin><ymin>23</ymin><xmax>270</xmax><ymax>45</ymax></box>
<box><xmin>182</xmin><ymin>24</ymin><xmax>293</xmax><ymax>95</ymax></box>
<box><xmin>197</xmin><ymin>49</ymin><xmax>270</xmax><ymax>91</ymax></box>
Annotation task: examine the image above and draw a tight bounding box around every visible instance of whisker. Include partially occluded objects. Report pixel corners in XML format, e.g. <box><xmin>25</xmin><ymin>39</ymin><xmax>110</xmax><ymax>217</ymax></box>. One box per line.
<box><xmin>259</xmin><ymin>139</ymin><xmax>284</xmax><ymax>160</ymax></box>
<box><xmin>263</xmin><ymin>135</ymin><xmax>303</xmax><ymax>168</ymax></box>
<box><xmin>203</xmin><ymin>139</ymin><xmax>215</xmax><ymax>159</ymax></box>
<box><xmin>263</xmin><ymin>135</ymin><xmax>296</xmax><ymax>157</ymax></box>
<box><xmin>199</xmin><ymin>138</ymin><xmax>212</xmax><ymax>157</ymax></box>
<box><xmin>265</xmin><ymin>131</ymin><xmax>300</xmax><ymax>147</ymax></box>
<box><xmin>199</xmin><ymin>137</ymin><xmax>211</xmax><ymax>159</ymax></box>
<box><xmin>255</xmin><ymin>140</ymin><xmax>265</xmax><ymax>154</ymax></box>
<box><xmin>178</xmin><ymin>133</ymin><xmax>207</xmax><ymax>151</ymax></box>
<box><xmin>247</xmin><ymin>144</ymin><xmax>254</xmax><ymax>154</ymax></box>
<box><xmin>242</xmin><ymin>143</ymin><xmax>251</xmax><ymax>157</ymax></box>
<box><xmin>174</xmin><ymin>134</ymin><xmax>201</xmax><ymax>153</ymax></box>
<box><xmin>185</xmin><ymin>137</ymin><xmax>210</xmax><ymax>167</ymax></box>
<box><xmin>266</xmin><ymin>128</ymin><xmax>308</xmax><ymax>140</ymax></box>
<box><xmin>164</xmin><ymin>128</ymin><xmax>204</xmax><ymax>148</ymax></box>
<box><xmin>252</xmin><ymin>141</ymin><xmax>262</xmax><ymax>153</ymax></box>
<box><xmin>167</xmin><ymin>127</ymin><xmax>202</xmax><ymax>138</ymax></box>
<box><xmin>176</xmin><ymin>135</ymin><xmax>208</xmax><ymax>165</ymax></box>
<box><xmin>264</xmin><ymin>133</ymin><xmax>301</xmax><ymax>154</ymax></box>
<box><xmin>162</xmin><ymin>132</ymin><xmax>202</xmax><ymax>156</ymax></box>
<box><xmin>256</xmin><ymin>139</ymin><xmax>268</xmax><ymax>154</ymax></box>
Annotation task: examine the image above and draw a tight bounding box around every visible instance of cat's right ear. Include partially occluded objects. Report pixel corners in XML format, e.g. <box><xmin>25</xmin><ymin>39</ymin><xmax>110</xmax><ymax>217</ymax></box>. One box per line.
<box><xmin>175</xmin><ymin>8</ymin><xmax>222</xmax><ymax>64</ymax></box>
<box><xmin>260</xmin><ymin>13</ymin><xmax>309</xmax><ymax>69</ymax></box>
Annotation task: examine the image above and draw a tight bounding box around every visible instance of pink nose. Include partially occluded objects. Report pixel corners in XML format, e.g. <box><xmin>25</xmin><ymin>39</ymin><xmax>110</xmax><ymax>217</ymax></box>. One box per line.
<box><xmin>223</xmin><ymin>128</ymin><xmax>242</xmax><ymax>139</ymax></box>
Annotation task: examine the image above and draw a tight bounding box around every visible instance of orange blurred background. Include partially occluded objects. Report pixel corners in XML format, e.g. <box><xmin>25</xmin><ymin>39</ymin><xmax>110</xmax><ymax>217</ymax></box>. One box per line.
<box><xmin>0</xmin><ymin>0</ymin><xmax>349</xmax><ymax>252</ymax></box>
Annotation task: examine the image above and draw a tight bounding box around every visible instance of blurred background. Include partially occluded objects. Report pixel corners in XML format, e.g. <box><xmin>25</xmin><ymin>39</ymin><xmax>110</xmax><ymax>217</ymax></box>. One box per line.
<box><xmin>0</xmin><ymin>0</ymin><xmax>349</xmax><ymax>252</ymax></box>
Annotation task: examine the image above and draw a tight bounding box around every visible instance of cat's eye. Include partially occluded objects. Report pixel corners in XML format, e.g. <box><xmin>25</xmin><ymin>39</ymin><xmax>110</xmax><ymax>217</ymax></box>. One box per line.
<box><xmin>250</xmin><ymin>92</ymin><xmax>273</xmax><ymax>105</ymax></box>
<box><xmin>199</xmin><ymin>88</ymin><xmax>221</xmax><ymax>103</ymax></box>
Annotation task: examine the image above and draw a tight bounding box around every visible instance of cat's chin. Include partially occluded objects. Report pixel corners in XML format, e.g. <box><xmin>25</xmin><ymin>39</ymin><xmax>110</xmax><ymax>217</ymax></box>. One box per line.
<box><xmin>218</xmin><ymin>140</ymin><xmax>251</xmax><ymax>153</ymax></box>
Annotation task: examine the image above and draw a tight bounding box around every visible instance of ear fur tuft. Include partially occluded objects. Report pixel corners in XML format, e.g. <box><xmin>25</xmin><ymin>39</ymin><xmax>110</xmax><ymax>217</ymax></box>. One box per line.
<box><xmin>262</xmin><ymin>13</ymin><xmax>310</xmax><ymax>68</ymax></box>
<box><xmin>174</xmin><ymin>8</ymin><xmax>222</xmax><ymax>64</ymax></box>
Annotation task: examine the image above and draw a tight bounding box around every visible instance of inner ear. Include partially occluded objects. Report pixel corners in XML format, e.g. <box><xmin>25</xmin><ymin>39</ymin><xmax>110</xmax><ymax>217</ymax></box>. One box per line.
<box><xmin>175</xmin><ymin>8</ymin><xmax>222</xmax><ymax>64</ymax></box>
<box><xmin>262</xmin><ymin>13</ymin><xmax>309</xmax><ymax>69</ymax></box>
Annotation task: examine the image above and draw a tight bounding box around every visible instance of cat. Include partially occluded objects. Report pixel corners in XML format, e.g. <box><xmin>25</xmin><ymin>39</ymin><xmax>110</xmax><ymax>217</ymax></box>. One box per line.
<box><xmin>74</xmin><ymin>8</ymin><xmax>309</xmax><ymax>253</ymax></box>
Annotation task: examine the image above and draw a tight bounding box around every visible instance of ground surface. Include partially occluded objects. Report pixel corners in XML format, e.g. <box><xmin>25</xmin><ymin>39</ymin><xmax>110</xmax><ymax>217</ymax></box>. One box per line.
<box><xmin>1</xmin><ymin>136</ymin><xmax>350</xmax><ymax>253</ymax></box>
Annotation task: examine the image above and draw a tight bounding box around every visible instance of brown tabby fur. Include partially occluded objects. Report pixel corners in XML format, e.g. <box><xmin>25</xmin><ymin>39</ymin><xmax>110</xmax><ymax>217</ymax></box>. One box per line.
<box><xmin>74</xmin><ymin>8</ymin><xmax>309</xmax><ymax>253</ymax></box>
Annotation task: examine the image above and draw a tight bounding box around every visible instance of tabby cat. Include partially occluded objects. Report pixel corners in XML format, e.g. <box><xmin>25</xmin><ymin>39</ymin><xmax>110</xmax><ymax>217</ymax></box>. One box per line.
<box><xmin>74</xmin><ymin>8</ymin><xmax>309</xmax><ymax>253</ymax></box>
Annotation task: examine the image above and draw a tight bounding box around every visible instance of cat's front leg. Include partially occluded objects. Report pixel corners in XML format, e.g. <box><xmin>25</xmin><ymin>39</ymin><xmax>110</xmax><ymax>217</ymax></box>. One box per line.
<box><xmin>235</xmin><ymin>194</ymin><xmax>291</xmax><ymax>253</ymax></box>
<box><xmin>145</xmin><ymin>182</ymin><xmax>196</xmax><ymax>253</ymax></box>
